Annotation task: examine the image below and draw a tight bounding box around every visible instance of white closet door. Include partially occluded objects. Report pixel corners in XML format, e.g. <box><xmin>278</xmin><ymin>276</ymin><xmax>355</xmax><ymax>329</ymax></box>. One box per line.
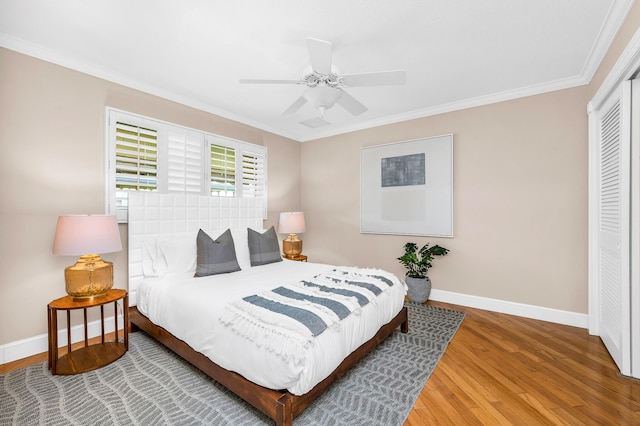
<box><xmin>631</xmin><ymin>79</ymin><xmax>640</xmax><ymax>378</ymax></box>
<box><xmin>596</xmin><ymin>81</ymin><xmax>632</xmax><ymax>375</ymax></box>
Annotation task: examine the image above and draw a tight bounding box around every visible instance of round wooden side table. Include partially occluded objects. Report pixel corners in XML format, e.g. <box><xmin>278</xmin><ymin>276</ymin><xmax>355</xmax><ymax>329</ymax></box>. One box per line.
<box><xmin>47</xmin><ymin>288</ymin><xmax>128</xmax><ymax>375</ymax></box>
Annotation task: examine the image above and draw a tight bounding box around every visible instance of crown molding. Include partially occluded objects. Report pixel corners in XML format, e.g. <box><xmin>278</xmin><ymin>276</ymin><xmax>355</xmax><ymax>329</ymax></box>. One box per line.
<box><xmin>299</xmin><ymin>75</ymin><xmax>589</xmax><ymax>142</ymax></box>
<box><xmin>581</xmin><ymin>0</ymin><xmax>635</xmax><ymax>82</ymax></box>
<box><xmin>589</xmin><ymin>25</ymin><xmax>640</xmax><ymax>113</ymax></box>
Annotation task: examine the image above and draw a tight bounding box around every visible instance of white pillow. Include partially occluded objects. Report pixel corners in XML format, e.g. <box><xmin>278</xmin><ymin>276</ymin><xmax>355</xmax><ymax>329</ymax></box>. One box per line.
<box><xmin>142</xmin><ymin>238</ymin><xmax>163</xmax><ymax>277</ymax></box>
<box><xmin>142</xmin><ymin>236</ymin><xmax>197</xmax><ymax>277</ymax></box>
<box><xmin>156</xmin><ymin>236</ymin><xmax>197</xmax><ymax>274</ymax></box>
<box><xmin>231</xmin><ymin>228</ymin><xmax>268</xmax><ymax>269</ymax></box>
<box><xmin>231</xmin><ymin>228</ymin><xmax>250</xmax><ymax>270</ymax></box>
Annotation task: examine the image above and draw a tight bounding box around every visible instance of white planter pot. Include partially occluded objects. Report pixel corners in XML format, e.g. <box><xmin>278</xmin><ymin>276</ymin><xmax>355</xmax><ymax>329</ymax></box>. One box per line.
<box><xmin>405</xmin><ymin>276</ymin><xmax>431</xmax><ymax>303</ymax></box>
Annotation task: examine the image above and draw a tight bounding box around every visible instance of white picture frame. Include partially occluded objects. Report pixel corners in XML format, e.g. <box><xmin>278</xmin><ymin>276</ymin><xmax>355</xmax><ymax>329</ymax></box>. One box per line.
<box><xmin>360</xmin><ymin>134</ymin><xmax>453</xmax><ymax>237</ymax></box>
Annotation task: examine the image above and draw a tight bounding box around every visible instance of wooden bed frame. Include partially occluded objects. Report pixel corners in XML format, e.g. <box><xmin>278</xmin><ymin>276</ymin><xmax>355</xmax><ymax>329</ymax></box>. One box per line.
<box><xmin>126</xmin><ymin>193</ymin><xmax>409</xmax><ymax>424</ymax></box>
<box><xmin>129</xmin><ymin>305</ymin><xmax>408</xmax><ymax>426</ymax></box>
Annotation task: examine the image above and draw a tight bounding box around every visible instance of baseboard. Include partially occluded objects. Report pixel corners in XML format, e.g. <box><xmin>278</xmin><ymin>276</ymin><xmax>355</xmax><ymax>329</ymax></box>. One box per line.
<box><xmin>1</xmin><ymin>292</ymin><xmax>589</xmax><ymax>365</ymax></box>
<box><xmin>0</xmin><ymin>314</ymin><xmax>124</xmax><ymax>365</ymax></box>
<box><xmin>430</xmin><ymin>289</ymin><xmax>588</xmax><ymax>329</ymax></box>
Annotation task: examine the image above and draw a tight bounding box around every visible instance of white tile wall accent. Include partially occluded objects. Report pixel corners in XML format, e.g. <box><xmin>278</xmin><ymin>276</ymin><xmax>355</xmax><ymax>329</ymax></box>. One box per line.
<box><xmin>127</xmin><ymin>193</ymin><xmax>264</xmax><ymax>306</ymax></box>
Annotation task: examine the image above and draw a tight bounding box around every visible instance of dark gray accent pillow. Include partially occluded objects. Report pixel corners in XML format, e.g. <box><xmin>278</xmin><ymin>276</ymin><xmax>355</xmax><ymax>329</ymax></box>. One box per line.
<box><xmin>248</xmin><ymin>226</ymin><xmax>283</xmax><ymax>266</ymax></box>
<box><xmin>194</xmin><ymin>229</ymin><xmax>241</xmax><ymax>277</ymax></box>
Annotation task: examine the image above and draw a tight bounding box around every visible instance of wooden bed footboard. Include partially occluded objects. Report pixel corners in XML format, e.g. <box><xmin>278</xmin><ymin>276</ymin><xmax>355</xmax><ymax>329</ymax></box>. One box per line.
<box><xmin>129</xmin><ymin>306</ymin><xmax>409</xmax><ymax>426</ymax></box>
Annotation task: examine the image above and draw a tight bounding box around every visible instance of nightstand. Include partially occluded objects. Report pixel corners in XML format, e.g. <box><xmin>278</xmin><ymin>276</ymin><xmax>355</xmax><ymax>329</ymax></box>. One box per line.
<box><xmin>48</xmin><ymin>288</ymin><xmax>128</xmax><ymax>375</ymax></box>
<box><xmin>283</xmin><ymin>254</ymin><xmax>308</xmax><ymax>262</ymax></box>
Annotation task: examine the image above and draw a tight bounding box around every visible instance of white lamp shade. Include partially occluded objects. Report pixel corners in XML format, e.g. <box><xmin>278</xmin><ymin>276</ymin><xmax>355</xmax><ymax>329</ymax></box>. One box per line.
<box><xmin>278</xmin><ymin>212</ymin><xmax>306</xmax><ymax>234</ymax></box>
<box><xmin>52</xmin><ymin>215</ymin><xmax>122</xmax><ymax>256</ymax></box>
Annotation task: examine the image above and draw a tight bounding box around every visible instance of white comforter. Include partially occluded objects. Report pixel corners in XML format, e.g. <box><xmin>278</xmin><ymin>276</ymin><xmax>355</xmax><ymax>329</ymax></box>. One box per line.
<box><xmin>137</xmin><ymin>261</ymin><xmax>407</xmax><ymax>395</ymax></box>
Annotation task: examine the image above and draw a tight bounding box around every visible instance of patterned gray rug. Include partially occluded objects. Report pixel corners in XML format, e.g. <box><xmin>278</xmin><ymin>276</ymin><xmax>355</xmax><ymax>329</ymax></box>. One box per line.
<box><xmin>1</xmin><ymin>303</ymin><xmax>464</xmax><ymax>425</ymax></box>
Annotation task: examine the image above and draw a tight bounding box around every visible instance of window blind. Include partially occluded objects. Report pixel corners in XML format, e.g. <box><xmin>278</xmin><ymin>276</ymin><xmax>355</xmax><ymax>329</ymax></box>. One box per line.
<box><xmin>107</xmin><ymin>108</ymin><xmax>267</xmax><ymax>222</ymax></box>
<box><xmin>114</xmin><ymin>121</ymin><xmax>158</xmax><ymax>215</ymax></box>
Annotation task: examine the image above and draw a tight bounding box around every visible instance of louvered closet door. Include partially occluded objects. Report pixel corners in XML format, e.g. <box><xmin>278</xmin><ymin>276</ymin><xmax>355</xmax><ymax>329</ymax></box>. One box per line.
<box><xmin>597</xmin><ymin>81</ymin><xmax>632</xmax><ymax>375</ymax></box>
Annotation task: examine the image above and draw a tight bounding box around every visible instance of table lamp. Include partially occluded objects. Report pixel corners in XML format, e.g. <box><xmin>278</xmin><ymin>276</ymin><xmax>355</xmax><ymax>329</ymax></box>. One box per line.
<box><xmin>52</xmin><ymin>215</ymin><xmax>122</xmax><ymax>301</ymax></box>
<box><xmin>278</xmin><ymin>212</ymin><xmax>306</xmax><ymax>259</ymax></box>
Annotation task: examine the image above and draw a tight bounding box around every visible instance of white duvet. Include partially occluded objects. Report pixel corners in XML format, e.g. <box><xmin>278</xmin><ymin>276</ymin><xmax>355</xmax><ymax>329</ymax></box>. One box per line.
<box><xmin>137</xmin><ymin>260</ymin><xmax>407</xmax><ymax>395</ymax></box>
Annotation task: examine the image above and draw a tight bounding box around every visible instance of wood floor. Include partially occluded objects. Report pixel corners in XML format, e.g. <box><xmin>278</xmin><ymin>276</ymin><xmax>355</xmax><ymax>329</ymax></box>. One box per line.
<box><xmin>3</xmin><ymin>301</ymin><xmax>640</xmax><ymax>425</ymax></box>
<box><xmin>406</xmin><ymin>301</ymin><xmax>640</xmax><ymax>425</ymax></box>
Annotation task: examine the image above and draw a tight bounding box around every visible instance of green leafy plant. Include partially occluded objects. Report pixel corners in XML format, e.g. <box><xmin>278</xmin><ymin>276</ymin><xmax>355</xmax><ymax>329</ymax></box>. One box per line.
<box><xmin>397</xmin><ymin>242</ymin><xmax>449</xmax><ymax>279</ymax></box>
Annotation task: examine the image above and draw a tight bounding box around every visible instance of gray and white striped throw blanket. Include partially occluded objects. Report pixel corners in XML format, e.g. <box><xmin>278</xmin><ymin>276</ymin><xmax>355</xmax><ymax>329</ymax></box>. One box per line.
<box><xmin>219</xmin><ymin>267</ymin><xmax>400</xmax><ymax>364</ymax></box>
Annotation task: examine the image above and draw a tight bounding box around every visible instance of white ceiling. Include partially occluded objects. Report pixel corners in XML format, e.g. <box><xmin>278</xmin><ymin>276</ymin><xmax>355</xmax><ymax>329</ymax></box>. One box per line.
<box><xmin>0</xmin><ymin>0</ymin><xmax>634</xmax><ymax>142</ymax></box>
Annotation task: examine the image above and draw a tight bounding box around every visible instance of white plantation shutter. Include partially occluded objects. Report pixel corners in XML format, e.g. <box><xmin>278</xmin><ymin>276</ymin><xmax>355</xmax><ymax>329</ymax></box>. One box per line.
<box><xmin>240</xmin><ymin>143</ymin><xmax>267</xmax><ymax>218</ymax></box>
<box><xmin>107</xmin><ymin>109</ymin><xmax>267</xmax><ymax>221</ymax></box>
<box><xmin>241</xmin><ymin>146</ymin><xmax>266</xmax><ymax>200</ymax></box>
<box><xmin>167</xmin><ymin>128</ymin><xmax>204</xmax><ymax>194</ymax></box>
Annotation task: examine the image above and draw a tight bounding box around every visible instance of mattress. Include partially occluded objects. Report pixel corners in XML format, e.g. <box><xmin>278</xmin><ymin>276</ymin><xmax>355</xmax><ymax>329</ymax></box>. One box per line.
<box><xmin>137</xmin><ymin>260</ymin><xmax>407</xmax><ymax>395</ymax></box>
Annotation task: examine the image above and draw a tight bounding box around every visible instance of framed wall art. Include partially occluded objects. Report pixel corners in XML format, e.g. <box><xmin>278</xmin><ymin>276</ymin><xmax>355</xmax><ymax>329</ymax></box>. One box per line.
<box><xmin>360</xmin><ymin>134</ymin><xmax>453</xmax><ymax>237</ymax></box>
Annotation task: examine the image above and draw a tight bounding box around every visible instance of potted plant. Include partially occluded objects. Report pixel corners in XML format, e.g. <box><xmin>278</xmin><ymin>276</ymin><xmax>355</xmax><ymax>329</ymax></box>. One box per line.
<box><xmin>397</xmin><ymin>242</ymin><xmax>449</xmax><ymax>303</ymax></box>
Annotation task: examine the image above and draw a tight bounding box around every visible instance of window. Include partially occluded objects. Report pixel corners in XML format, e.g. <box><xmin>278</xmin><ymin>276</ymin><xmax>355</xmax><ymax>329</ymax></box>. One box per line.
<box><xmin>210</xmin><ymin>143</ymin><xmax>236</xmax><ymax>197</ymax></box>
<box><xmin>113</xmin><ymin>121</ymin><xmax>158</xmax><ymax>213</ymax></box>
<box><xmin>106</xmin><ymin>109</ymin><xmax>267</xmax><ymax>222</ymax></box>
<box><xmin>207</xmin><ymin>134</ymin><xmax>267</xmax><ymax>202</ymax></box>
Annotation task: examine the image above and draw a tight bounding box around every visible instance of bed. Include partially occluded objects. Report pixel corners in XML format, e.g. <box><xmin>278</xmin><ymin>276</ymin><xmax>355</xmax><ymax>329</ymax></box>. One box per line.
<box><xmin>127</xmin><ymin>193</ymin><xmax>409</xmax><ymax>425</ymax></box>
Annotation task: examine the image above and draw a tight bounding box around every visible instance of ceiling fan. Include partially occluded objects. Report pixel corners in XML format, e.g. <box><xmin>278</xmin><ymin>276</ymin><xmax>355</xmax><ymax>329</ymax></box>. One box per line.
<box><xmin>239</xmin><ymin>38</ymin><xmax>406</xmax><ymax>122</ymax></box>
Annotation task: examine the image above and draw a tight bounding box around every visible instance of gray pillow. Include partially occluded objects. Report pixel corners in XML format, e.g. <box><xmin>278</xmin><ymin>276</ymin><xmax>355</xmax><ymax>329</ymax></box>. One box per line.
<box><xmin>194</xmin><ymin>229</ymin><xmax>241</xmax><ymax>277</ymax></box>
<box><xmin>248</xmin><ymin>226</ymin><xmax>283</xmax><ymax>266</ymax></box>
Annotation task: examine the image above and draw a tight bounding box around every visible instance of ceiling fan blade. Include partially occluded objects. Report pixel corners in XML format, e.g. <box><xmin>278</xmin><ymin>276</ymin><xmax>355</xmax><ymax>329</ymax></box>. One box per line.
<box><xmin>336</xmin><ymin>89</ymin><xmax>368</xmax><ymax>116</ymax></box>
<box><xmin>282</xmin><ymin>96</ymin><xmax>308</xmax><ymax>115</ymax></box>
<box><xmin>306</xmin><ymin>38</ymin><xmax>333</xmax><ymax>75</ymax></box>
<box><xmin>239</xmin><ymin>78</ymin><xmax>301</xmax><ymax>84</ymax></box>
<box><xmin>341</xmin><ymin>70</ymin><xmax>406</xmax><ymax>87</ymax></box>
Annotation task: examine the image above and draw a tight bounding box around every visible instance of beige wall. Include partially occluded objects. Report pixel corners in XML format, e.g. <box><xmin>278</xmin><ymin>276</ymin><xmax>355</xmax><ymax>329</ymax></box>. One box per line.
<box><xmin>301</xmin><ymin>87</ymin><xmax>589</xmax><ymax>313</ymax></box>
<box><xmin>0</xmin><ymin>48</ymin><xmax>300</xmax><ymax>345</ymax></box>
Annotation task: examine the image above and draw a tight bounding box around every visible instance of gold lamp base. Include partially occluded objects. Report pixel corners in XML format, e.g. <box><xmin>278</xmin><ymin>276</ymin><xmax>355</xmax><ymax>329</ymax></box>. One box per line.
<box><xmin>64</xmin><ymin>254</ymin><xmax>114</xmax><ymax>301</ymax></box>
<box><xmin>283</xmin><ymin>234</ymin><xmax>303</xmax><ymax>259</ymax></box>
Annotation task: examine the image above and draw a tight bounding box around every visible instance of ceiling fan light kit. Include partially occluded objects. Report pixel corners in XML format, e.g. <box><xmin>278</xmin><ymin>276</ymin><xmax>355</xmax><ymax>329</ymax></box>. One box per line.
<box><xmin>303</xmin><ymin>86</ymin><xmax>342</xmax><ymax>110</ymax></box>
<box><xmin>240</xmin><ymin>37</ymin><xmax>406</xmax><ymax>125</ymax></box>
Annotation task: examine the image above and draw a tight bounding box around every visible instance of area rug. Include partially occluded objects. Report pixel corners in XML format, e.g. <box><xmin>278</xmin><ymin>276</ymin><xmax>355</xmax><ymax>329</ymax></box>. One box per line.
<box><xmin>1</xmin><ymin>303</ymin><xmax>464</xmax><ymax>425</ymax></box>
